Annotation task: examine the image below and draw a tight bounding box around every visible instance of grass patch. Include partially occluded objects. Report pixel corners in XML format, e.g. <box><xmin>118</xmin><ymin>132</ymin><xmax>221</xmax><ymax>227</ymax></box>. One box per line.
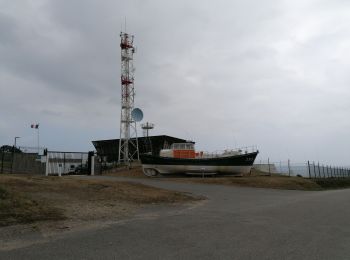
<box><xmin>0</xmin><ymin>185</ymin><xmax>64</xmax><ymax>227</ymax></box>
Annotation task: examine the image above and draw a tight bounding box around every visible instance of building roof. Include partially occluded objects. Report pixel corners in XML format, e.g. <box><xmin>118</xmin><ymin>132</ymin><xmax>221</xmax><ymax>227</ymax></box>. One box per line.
<box><xmin>92</xmin><ymin>135</ymin><xmax>194</xmax><ymax>162</ymax></box>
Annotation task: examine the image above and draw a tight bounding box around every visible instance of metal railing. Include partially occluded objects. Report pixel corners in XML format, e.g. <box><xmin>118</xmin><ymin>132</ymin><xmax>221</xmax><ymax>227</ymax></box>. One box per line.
<box><xmin>200</xmin><ymin>145</ymin><xmax>258</xmax><ymax>158</ymax></box>
<box><xmin>255</xmin><ymin>159</ymin><xmax>350</xmax><ymax>179</ymax></box>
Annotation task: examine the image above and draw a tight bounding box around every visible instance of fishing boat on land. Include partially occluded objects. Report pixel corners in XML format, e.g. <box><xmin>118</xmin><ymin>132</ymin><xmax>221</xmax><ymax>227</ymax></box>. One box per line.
<box><xmin>140</xmin><ymin>143</ymin><xmax>258</xmax><ymax>177</ymax></box>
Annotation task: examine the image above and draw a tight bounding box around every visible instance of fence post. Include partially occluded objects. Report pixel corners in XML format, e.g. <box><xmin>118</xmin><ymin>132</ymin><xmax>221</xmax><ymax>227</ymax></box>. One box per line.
<box><xmin>279</xmin><ymin>161</ymin><xmax>282</xmax><ymax>173</ymax></box>
<box><xmin>317</xmin><ymin>162</ymin><xmax>321</xmax><ymax>179</ymax></box>
<box><xmin>288</xmin><ymin>159</ymin><xmax>291</xmax><ymax>177</ymax></box>
<box><xmin>307</xmin><ymin>161</ymin><xmax>311</xmax><ymax>179</ymax></box>
<box><xmin>336</xmin><ymin>167</ymin><xmax>339</xmax><ymax>179</ymax></box>
<box><xmin>313</xmin><ymin>162</ymin><xmax>317</xmax><ymax>179</ymax></box>
<box><xmin>45</xmin><ymin>152</ymin><xmax>49</xmax><ymax>176</ymax></box>
<box><xmin>10</xmin><ymin>145</ymin><xmax>15</xmax><ymax>174</ymax></box>
<box><xmin>63</xmin><ymin>152</ymin><xmax>66</xmax><ymax>176</ymax></box>
<box><xmin>1</xmin><ymin>146</ymin><xmax>4</xmax><ymax>174</ymax></box>
<box><xmin>322</xmin><ymin>165</ymin><xmax>325</xmax><ymax>179</ymax></box>
<box><xmin>91</xmin><ymin>155</ymin><xmax>95</xmax><ymax>176</ymax></box>
<box><xmin>326</xmin><ymin>166</ymin><xmax>329</xmax><ymax>178</ymax></box>
<box><xmin>268</xmin><ymin>158</ymin><xmax>271</xmax><ymax>176</ymax></box>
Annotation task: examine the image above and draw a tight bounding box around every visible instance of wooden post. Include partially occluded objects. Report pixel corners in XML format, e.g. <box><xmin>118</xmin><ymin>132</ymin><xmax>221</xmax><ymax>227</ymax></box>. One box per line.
<box><xmin>307</xmin><ymin>161</ymin><xmax>311</xmax><ymax>179</ymax></box>
<box><xmin>268</xmin><ymin>158</ymin><xmax>271</xmax><ymax>176</ymax></box>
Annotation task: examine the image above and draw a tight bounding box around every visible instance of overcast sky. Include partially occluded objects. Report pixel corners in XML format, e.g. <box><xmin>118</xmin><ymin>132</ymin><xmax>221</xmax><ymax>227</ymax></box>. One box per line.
<box><xmin>1</xmin><ymin>0</ymin><xmax>350</xmax><ymax>165</ymax></box>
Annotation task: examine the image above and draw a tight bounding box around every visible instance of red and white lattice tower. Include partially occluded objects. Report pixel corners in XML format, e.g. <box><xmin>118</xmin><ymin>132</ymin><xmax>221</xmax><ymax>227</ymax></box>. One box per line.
<box><xmin>118</xmin><ymin>31</ymin><xmax>139</xmax><ymax>164</ymax></box>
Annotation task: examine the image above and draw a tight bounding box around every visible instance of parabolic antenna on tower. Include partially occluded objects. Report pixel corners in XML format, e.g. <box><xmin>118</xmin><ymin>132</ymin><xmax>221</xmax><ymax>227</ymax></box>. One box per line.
<box><xmin>131</xmin><ymin>108</ymin><xmax>143</xmax><ymax>122</ymax></box>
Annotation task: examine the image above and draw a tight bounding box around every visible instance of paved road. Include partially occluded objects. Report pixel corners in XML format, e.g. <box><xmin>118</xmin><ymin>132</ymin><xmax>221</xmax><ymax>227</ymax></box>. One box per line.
<box><xmin>1</xmin><ymin>177</ymin><xmax>350</xmax><ymax>259</ymax></box>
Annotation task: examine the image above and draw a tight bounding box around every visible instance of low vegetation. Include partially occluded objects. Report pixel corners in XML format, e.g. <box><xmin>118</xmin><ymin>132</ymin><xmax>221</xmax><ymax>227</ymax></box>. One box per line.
<box><xmin>0</xmin><ymin>185</ymin><xmax>64</xmax><ymax>227</ymax></box>
<box><xmin>169</xmin><ymin>175</ymin><xmax>323</xmax><ymax>190</ymax></box>
<box><xmin>0</xmin><ymin>175</ymin><xmax>198</xmax><ymax>227</ymax></box>
<box><xmin>314</xmin><ymin>178</ymin><xmax>350</xmax><ymax>189</ymax></box>
<box><xmin>107</xmin><ymin>167</ymin><xmax>350</xmax><ymax>191</ymax></box>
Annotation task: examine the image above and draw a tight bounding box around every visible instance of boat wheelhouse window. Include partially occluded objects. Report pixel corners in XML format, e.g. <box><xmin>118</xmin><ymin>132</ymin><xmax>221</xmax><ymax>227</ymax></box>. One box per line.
<box><xmin>171</xmin><ymin>143</ymin><xmax>194</xmax><ymax>150</ymax></box>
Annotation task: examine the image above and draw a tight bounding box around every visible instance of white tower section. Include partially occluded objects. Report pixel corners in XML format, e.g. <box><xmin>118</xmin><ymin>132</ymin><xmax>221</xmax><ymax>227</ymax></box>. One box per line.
<box><xmin>118</xmin><ymin>32</ymin><xmax>139</xmax><ymax>164</ymax></box>
<box><xmin>141</xmin><ymin>122</ymin><xmax>154</xmax><ymax>137</ymax></box>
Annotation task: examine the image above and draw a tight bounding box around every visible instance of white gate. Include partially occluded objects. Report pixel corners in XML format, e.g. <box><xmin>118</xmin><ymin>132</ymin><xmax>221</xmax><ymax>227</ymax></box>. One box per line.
<box><xmin>45</xmin><ymin>151</ymin><xmax>89</xmax><ymax>176</ymax></box>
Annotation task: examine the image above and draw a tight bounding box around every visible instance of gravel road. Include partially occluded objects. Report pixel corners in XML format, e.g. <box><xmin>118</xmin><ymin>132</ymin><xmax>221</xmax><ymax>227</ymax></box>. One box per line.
<box><xmin>1</xmin><ymin>176</ymin><xmax>350</xmax><ymax>260</ymax></box>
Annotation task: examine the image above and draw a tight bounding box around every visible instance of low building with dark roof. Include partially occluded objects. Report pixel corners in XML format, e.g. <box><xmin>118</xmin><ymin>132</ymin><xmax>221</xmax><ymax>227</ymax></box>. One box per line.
<box><xmin>92</xmin><ymin>135</ymin><xmax>192</xmax><ymax>162</ymax></box>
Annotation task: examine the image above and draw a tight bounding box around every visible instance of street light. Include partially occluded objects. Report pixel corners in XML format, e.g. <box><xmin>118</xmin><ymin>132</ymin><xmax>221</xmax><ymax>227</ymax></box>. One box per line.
<box><xmin>14</xmin><ymin>136</ymin><xmax>20</xmax><ymax>148</ymax></box>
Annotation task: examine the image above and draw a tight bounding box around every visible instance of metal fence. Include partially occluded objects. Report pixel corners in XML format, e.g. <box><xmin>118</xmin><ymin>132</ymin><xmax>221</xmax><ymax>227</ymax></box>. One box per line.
<box><xmin>1</xmin><ymin>145</ymin><xmax>101</xmax><ymax>176</ymax></box>
<box><xmin>0</xmin><ymin>146</ymin><xmax>45</xmax><ymax>174</ymax></box>
<box><xmin>45</xmin><ymin>151</ymin><xmax>89</xmax><ymax>176</ymax></box>
<box><xmin>255</xmin><ymin>159</ymin><xmax>350</xmax><ymax>179</ymax></box>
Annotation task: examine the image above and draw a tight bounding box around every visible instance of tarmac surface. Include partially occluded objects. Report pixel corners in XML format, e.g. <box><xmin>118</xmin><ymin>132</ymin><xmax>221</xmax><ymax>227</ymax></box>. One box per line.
<box><xmin>1</xmin><ymin>176</ymin><xmax>350</xmax><ymax>260</ymax></box>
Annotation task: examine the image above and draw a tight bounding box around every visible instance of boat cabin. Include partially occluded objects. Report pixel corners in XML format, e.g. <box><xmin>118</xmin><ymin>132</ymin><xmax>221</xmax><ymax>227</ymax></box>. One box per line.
<box><xmin>160</xmin><ymin>143</ymin><xmax>197</xmax><ymax>159</ymax></box>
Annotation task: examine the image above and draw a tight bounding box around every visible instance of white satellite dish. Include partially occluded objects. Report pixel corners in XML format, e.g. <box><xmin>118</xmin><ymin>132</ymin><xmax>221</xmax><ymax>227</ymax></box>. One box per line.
<box><xmin>131</xmin><ymin>108</ymin><xmax>143</xmax><ymax>122</ymax></box>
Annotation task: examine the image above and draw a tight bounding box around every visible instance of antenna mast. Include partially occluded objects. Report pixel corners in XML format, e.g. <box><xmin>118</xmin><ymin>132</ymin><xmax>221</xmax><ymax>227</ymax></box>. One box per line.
<box><xmin>118</xmin><ymin>31</ymin><xmax>139</xmax><ymax>165</ymax></box>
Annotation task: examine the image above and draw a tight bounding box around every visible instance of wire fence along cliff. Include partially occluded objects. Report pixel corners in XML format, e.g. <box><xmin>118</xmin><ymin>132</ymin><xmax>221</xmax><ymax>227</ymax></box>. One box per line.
<box><xmin>255</xmin><ymin>160</ymin><xmax>350</xmax><ymax>179</ymax></box>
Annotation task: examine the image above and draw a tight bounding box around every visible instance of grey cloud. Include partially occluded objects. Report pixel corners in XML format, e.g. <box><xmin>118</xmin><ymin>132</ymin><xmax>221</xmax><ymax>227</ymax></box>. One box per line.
<box><xmin>1</xmin><ymin>0</ymin><xmax>350</xmax><ymax>164</ymax></box>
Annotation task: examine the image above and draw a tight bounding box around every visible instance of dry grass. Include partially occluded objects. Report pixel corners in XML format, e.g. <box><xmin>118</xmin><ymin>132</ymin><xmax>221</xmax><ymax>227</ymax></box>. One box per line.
<box><xmin>0</xmin><ymin>174</ymin><xmax>197</xmax><ymax>227</ymax></box>
<box><xmin>0</xmin><ymin>186</ymin><xmax>64</xmax><ymax>227</ymax></box>
<box><xmin>107</xmin><ymin>167</ymin><xmax>323</xmax><ymax>190</ymax></box>
<box><xmin>103</xmin><ymin>166</ymin><xmax>147</xmax><ymax>178</ymax></box>
<box><xmin>177</xmin><ymin>175</ymin><xmax>323</xmax><ymax>190</ymax></box>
